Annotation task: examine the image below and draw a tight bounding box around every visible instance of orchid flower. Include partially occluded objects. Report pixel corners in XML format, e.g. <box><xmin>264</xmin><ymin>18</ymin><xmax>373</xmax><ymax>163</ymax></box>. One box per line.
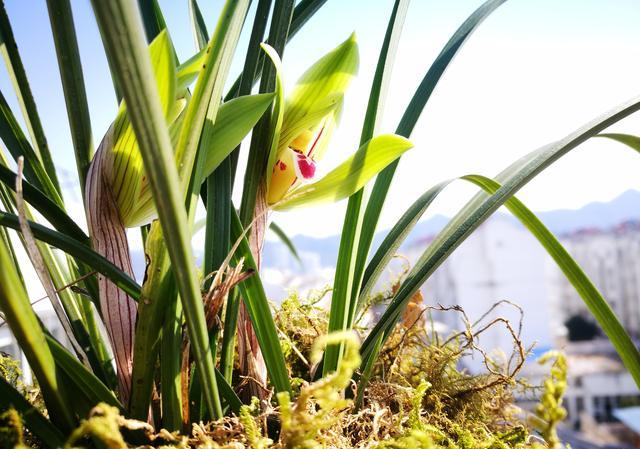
<box><xmin>262</xmin><ymin>34</ymin><xmax>413</xmax><ymax>210</ymax></box>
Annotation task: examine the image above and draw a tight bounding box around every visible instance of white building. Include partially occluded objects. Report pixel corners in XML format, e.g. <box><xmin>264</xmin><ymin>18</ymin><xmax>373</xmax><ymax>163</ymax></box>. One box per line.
<box><xmin>548</xmin><ymin>221</ymin><xmax>640</xmax><ymax>339</ymax></box>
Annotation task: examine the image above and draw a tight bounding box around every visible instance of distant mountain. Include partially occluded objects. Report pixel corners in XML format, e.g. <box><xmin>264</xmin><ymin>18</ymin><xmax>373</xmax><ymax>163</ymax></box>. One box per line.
<box><xmin>262</xmin><ymin>190</ymin><xmax>640</xmax><ymax>271</ymax></box>
<box><xmin>534</xmin><ymin>189</ymin><xmax>640</xmax><ymax>235</ymax></box>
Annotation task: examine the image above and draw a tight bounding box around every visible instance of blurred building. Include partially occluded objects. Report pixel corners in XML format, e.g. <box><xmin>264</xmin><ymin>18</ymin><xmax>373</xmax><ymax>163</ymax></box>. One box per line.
<box><xmin>549</xmin><ymin>220</ymin><xmax>640</xmax><ymax>339</ymax></box>
<box><xmin>518</xmin><ymin>340</ymin><xmax>640</xmax><ymax>447</ymax></box>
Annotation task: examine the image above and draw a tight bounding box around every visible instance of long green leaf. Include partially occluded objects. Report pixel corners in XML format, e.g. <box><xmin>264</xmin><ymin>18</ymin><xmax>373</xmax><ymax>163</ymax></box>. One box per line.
<box><xmin>0</xmin><ymin>377</ymin><xmax>65</xmax><ymax>449</ymax></box>
<box><xmin>198</xmin><ymin>93</ymin><xmax>275</xmax><ymax>184</ymax></box>
<box><xmin>46</xmin><ymin>334</ymin><xmax>122</xmax><ymax>410</ymax></box>
<box><xmin>137</xmin><ymin>0</ymin><xmax>167</xmax><ymax>42</ymax></box>
<box><xmin>0</xmin><ymin>211</ymin><xmax>140</xmax><ymax>300</ymax></box>
<box><xmin>0</xmin><ymin>2</ymin><xmax>60</xmax><ymax>193</ymax></box>
<box><xmin>223</xmin><ymin>0</ymin><xmax>328</xmax><ymax>102</ymax></box>
<box><xmin>325</xmin><ymin>0</ymin><xmax>409</xmax><ymax>376</ymax></box>
<box><xmin>226</xmin><ymin>0</ymin><xmax>272</xmax><ymax>181</ymax></box>
<box><xmin>188</xmin><ymin>0</ymin><xmax>209</xmax><ymax>50</ymax></box>
<box><xmin>360</xmin><ymin>93</ymin><xmax>640</xmax><ymax>374</ymax></box>
<box><xmin>231</xmin><ymin>209</ymin><xmax>292</xmax><ymax>395</ymax></box>
<box><xmin>0</xmin><ymin>89</ymin><xmax>63</xmax><ymax>206</ymax></box>
<box><xmin>239</xmin><ymin>0</ymin><xmax>294</xmax><ymax>226</ymax></box>
<box><xmin>359</xmin><ymin>180</ymin><xmax>451</xmax><ymax>308</ymax></box>
<box><xmin>597</xmin><ymin>132</ymin><xmax>640</xmax><ymax>151</ymax></box>
<box><xmin>463</xmin><ymin>174</ymin><xmax>640</xmax><ymax>385</ymax></box>
<box><xmin>275</xmin><ymin>135</ymin><xmax>413</xmax><ymax>210</ymax></box>
<box><xmin>160</xmin><ymin>297</ymin><xmax>183</xmax><ymax>430</ymax></box>
<box><xmin>46</xmin><ymin>0</ymin><xmax>94</xmax><ymax>193</ymax></box>
<box><xmin>0</xmin><ymin>233</ymin><xmax>75</xmax><ymax>431</ymax></box>
<box><xmin>356</xmin><ymin>0</ymin><xmax>507</xmax><ymax>314</ymax></box>
<box><xmin>215</xmin><ymin>369</ymin><xmax>242</xmax><ymax>414</ymax></box>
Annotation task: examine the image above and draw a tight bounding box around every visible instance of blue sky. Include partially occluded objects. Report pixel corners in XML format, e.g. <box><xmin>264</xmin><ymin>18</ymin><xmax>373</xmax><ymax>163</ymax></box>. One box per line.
<box><xmin>2</xmin><ymin>0</ymin><xmax>640</xmax><ymax>238</ymax></box>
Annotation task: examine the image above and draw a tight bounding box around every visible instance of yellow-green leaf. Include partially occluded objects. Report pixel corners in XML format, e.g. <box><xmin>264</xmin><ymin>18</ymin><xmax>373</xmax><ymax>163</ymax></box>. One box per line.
<box><xmin>198</xmin><ymin>93</ymin><xmax>274</xmax><ymax>184</ymax></box>
<box><xmin>274</xmin><ymin>134</ymin><xmax>413</xmax><ymax>210</ymax></box>
<box><xmin>107</xmin><ymin>30</ymin><xmax>177</xmax><ymax>227</ymax></box>
<box><xmin>176</xmin><ymin>47</ymin><xmax>206</xmax><ymax>93</ymax></box>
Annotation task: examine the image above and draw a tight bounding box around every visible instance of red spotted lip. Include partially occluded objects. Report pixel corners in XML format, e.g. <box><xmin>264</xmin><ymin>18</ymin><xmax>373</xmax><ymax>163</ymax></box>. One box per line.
<box><xmin>292</xmin><ymin>150</ymin><xmax>316</xmax><ymax>179</ymax></box>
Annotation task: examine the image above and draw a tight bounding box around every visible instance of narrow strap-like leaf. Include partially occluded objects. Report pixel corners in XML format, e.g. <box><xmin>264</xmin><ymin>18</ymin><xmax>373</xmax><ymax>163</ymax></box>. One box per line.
<box><xmin>0</xmin><ymin>2</ymin><xmax>61</xmax><ymax>193</ymax></box>
<box><xmin>597</xmin><ymin>133</ymin><xmax>640</xmax><ymax>151</ymax></box>
<box><xmin>160</xmin><ymin>295</ymin><xmax>183</xmax><ymax>430</ymax></box>
<box><xmin>46</xmin><ymin>334</ymin><xmax>122</xmax><ymax>410</ymax></box>
<box><xmin>463</xmin><ymin>174</ymin><xmax>640</xmax><ymax>386</ymax></box>
<box><xmin>325</xmin><ymin>0</ymin><xmax>409</xmax><ymax>376</ymax></box>
<box><xmin>0</xmin><ymin>89</ymin><xmax>63</xmax><ymax>206</ymax></box>
<box><xmin>359</xmin><ymin>180</ymin><xmax>452</xmax><ymax>308</ymax></box>
<box><xmin>357</xmin><ymin>0</ymin><xmax>507</xmax><ymax>306</ymax></box>
<box><xmin>223</xmin><ymin>0</ymin><xmax>328</xmax><ymax>102</ymax></box>
<box><xmin>216</xmin><ymin>368</ymin><xmax>242</xmax><ymax>413</ymax></box>
<box><xmin>46</xmin><ymin>0</ymin><xmax>94</xmax><ymax>193</ymax></box>
<box><xmin>0</xmin><ymin>233</ymin><xmax>75</xmax><ymax>431</ymax></box>
<box><xmin>137</xmin><ymin>0</ymin><xmax>167</xmax><ymax>43</ymax></box>
<box><xmin>0</xmin><ymin>163</ymin><xmax>88</xmax><ymax>242</ymax></box>
<box><xmin>188</xmin><ymin>0</ymin><xmax>209</xmax><ymax>50</ymax></box>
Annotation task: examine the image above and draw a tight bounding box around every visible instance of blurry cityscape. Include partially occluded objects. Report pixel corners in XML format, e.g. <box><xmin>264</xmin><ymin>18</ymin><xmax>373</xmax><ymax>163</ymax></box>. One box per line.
<box><xmin>3</xmin><ymin>190</ymin><xmax>640</xmax><ymax>446</ymax></box>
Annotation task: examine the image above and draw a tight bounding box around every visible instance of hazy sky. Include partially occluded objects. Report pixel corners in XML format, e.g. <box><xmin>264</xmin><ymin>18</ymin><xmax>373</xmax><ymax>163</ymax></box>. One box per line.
<box><xmin>2</xmin><ymin>0</ymin><xmax>640</xmax><ymax>239</ymax></box>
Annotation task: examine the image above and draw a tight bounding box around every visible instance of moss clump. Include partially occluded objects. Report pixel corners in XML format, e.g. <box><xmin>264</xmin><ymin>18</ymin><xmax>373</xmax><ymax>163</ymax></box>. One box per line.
<box><xmin>0</xmin><ymin>353</ymin><xmax>22</xmax><ymax>391</ymax></box>
<box><xmin>274</xmin><ymin>288</ymin><xmax>329</xmax><ymax>383</ymax></box>
<box><xmin>0</xmin><ymin>409</ymin><xmax>28</xmax><ymax>449</ymax></box>
<box><xmin>9</xmin><ymin>291</ymin><xmax>564</xmax><ymax>448</ymax></box>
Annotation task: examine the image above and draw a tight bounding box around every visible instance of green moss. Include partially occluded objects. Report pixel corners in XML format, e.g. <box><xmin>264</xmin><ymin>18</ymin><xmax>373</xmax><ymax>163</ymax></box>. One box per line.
<box><xmin>0</xmin><ymin>353</ymin><xmax>22</xmax><ymax>391</ymax></box>
<box><xmin>64</xmin><ymin>403</ymin><xmax>127</xmax><ymax>449</ymax></box>
<box><xmin>44</xmin><ymin>292</ymin><xmax>565</xmax><ymax>449</ymax></box>
<box><xmin>0</xmin><ymin>409</ymin><xmax>27</xmax><ymax>449</ymax></box>
<box><xmin>532</xmin><ymin>352</ymin><xmax>568</xmax><ymax>449</ymax></box>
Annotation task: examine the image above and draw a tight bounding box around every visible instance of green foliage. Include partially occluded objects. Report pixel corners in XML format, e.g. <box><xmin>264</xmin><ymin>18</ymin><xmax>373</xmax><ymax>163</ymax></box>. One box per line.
<box><xmin>64</xmin><ymin>404</ymin><xmax>127</xmax><ymax>449</ymax></box>
<box><xmin>0</xmin><ymin>353</ymin><xmax>22</xmax><ymax>391</ymax></box>
<box><xmin>239</xmin><ymin>399</ymin><xmax>272</xmax><ymax>449</ymax></box>
<box><xmin>277</xmin><ymin>332</ymin><xmax>360</xmax><ymax>449</ymax></box>
<box><xmin>533</xmin><ymin>352</ymin><xmax>568</xmax><ymax>449</ymax></box>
